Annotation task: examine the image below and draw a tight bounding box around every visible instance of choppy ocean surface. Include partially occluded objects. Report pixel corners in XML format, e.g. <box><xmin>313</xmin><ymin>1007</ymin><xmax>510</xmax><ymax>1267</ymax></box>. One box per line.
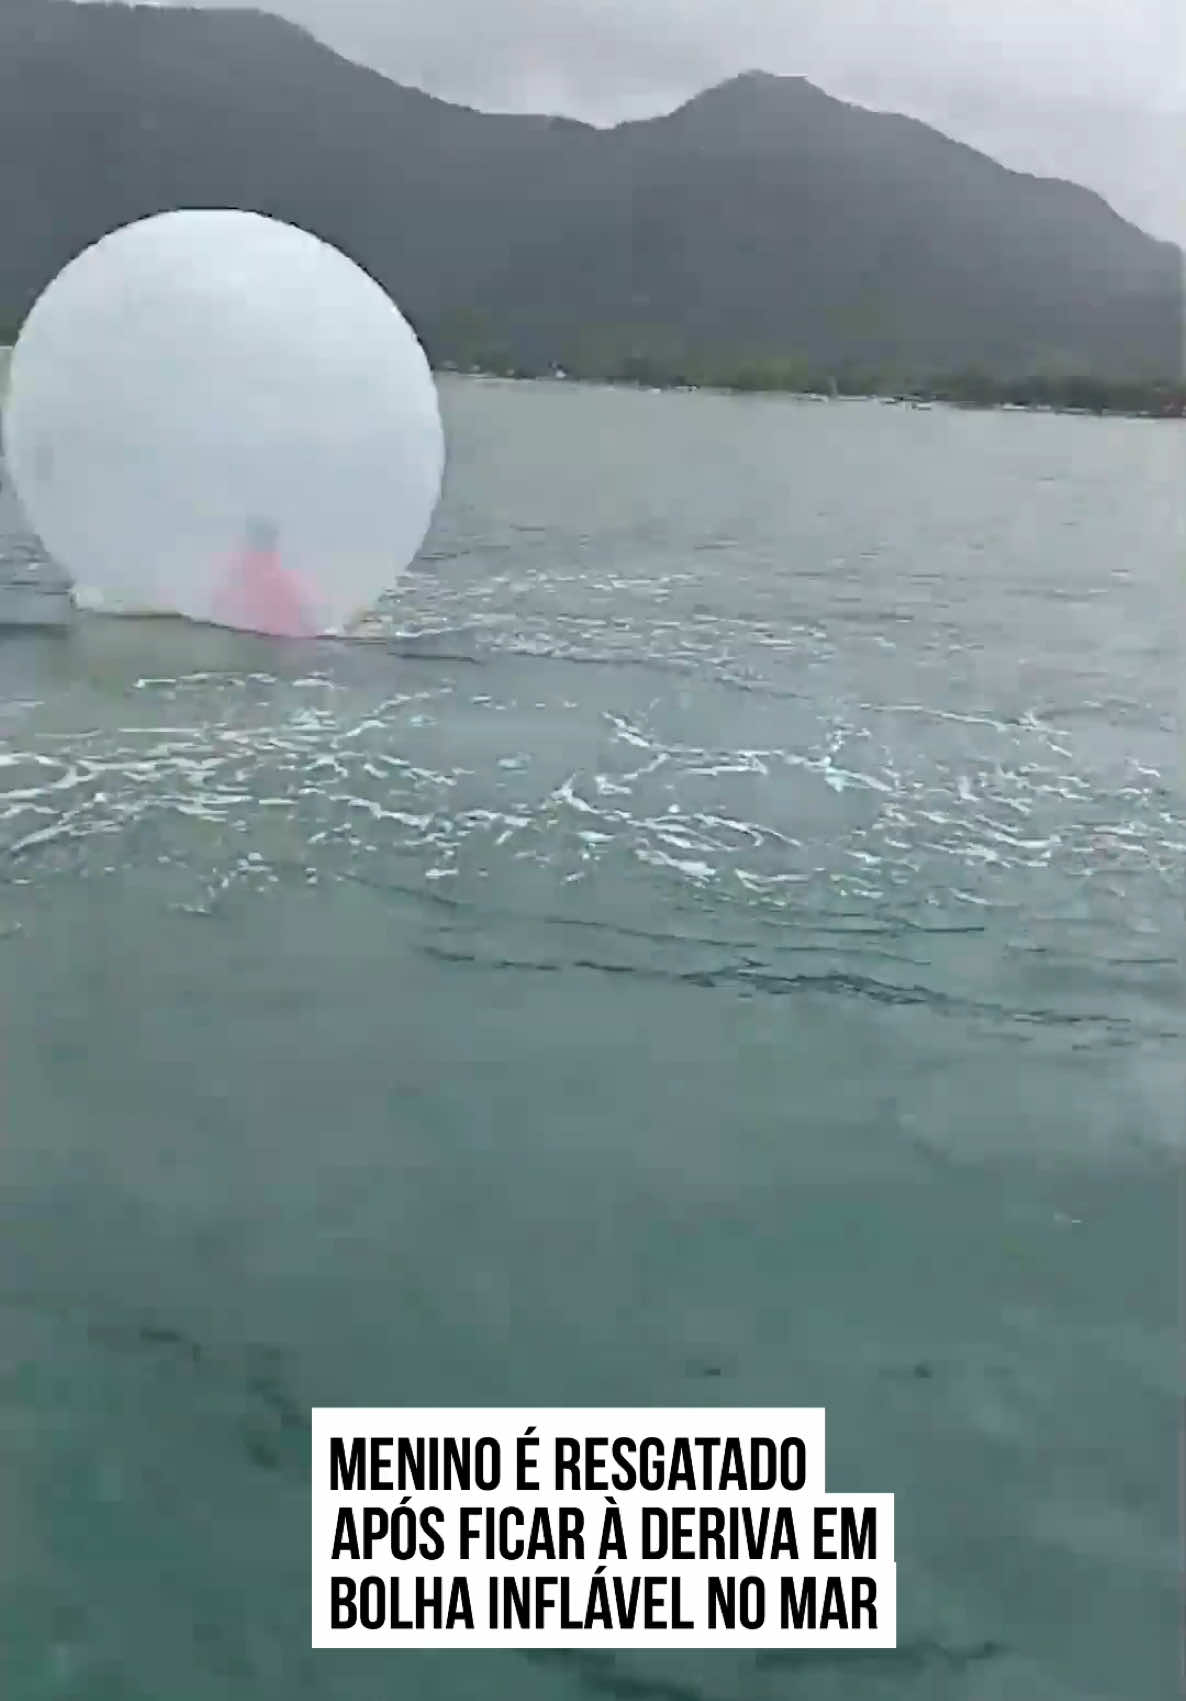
<box><xmin>0</xmin><ymin>377</ymin><xmax>1183</xmax><ymax>1699</ymax></box>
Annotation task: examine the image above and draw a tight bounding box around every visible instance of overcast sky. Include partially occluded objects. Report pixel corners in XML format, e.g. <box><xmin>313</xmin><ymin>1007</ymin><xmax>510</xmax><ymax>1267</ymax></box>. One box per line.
<box><xmin>144</xmin><ymin>0</ymin><xmax>1186</xmax><ymax>246</ymax></box>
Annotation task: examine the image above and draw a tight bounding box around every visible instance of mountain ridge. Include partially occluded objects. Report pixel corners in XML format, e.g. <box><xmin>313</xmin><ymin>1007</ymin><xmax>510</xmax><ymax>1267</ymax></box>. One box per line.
<box><xmin>0</xmin><ymin>1</ymin><xmax>1180</xmax><ymax>382</ymax></box>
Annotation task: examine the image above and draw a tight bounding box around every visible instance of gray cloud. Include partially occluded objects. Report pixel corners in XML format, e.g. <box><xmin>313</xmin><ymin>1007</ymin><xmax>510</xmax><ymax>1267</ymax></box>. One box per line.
<box><xmin>125</xmin><ymin>0</ymin><xmax>1186</xmax><ymax>243</ymax></box>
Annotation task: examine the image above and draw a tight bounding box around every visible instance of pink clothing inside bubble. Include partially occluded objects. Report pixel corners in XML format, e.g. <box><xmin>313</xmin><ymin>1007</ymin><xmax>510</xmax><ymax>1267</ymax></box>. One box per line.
<box><xmin>212</xmin><ymin>546</ymin><xmax>316</xmax><ymax>638</ymax></box>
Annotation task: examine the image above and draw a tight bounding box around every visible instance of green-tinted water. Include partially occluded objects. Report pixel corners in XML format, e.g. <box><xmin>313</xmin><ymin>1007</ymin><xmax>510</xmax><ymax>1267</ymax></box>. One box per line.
<box><xmin>1</xmin><ymin>379</ymin><xmax>1183</xmax><ymax>1698</ymax></box>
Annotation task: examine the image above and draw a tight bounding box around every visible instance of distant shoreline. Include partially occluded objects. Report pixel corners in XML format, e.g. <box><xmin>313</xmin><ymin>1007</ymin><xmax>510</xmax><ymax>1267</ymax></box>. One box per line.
<box><xmin>3</xmin><ymin>344</ymin><xmax>1181</xmax><ymax>424</ymax></box>
<box><xmin>439</xmin><ymin>362</ymin><xmax>1186</xmax><ymax>422</ymax></box>
<box><xmin>445</xmin><ymin>367</ymin><xmax>1185</xmax><ymax>421</ymax></box>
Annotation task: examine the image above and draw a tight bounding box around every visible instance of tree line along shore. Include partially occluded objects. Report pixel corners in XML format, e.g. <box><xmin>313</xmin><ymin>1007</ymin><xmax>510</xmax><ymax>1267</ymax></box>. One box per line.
<box><xmin>440</xmin><ymin>352</ymin><xmax>1186</xmax><ymax>418</ymax></box>
<box><xmin>2</xmin><ymin>334</ymin><xmax>1182</xmax><ymax>420</ymax></box>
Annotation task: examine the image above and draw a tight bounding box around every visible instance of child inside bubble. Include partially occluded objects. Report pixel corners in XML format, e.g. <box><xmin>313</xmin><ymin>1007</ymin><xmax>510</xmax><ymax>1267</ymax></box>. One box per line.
<box><xmin>211</xmin><ymin>514</ymin><xmax>316</xmax><ymax>637</ymax></box>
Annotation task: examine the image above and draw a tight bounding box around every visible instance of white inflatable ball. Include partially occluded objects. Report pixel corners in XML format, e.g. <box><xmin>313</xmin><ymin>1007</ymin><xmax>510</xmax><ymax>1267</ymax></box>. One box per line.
<box><xmin>2</xmin><ymin>210</ymin><xmax>445</xmax><ymax>636</ymax></box>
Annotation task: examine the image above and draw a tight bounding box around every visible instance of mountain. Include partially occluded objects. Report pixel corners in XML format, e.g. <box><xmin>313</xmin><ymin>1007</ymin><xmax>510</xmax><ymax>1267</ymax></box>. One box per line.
<box><xmin>0</xmin><ymin>1</ymin><xmax>1181</xmax><ymax>382</ymax></box>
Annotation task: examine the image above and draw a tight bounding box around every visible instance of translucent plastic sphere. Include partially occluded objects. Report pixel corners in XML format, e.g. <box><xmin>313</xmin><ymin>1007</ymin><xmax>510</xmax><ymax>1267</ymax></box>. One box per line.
<box><xmin>2</xmin><ymin>210</ymin><xmax>445</xmax><ymax>635</ymax></box>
